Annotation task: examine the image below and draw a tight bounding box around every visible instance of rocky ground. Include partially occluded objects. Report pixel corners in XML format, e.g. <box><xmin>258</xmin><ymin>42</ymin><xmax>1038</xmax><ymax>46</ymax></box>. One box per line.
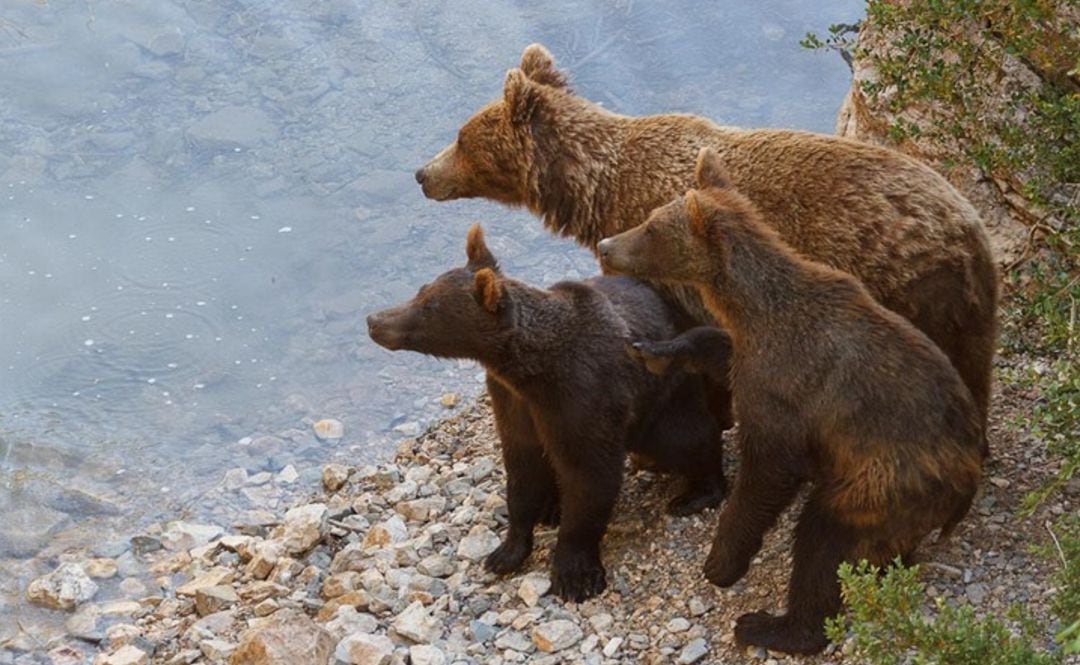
<box><xmin>7</xmin><ymin>345</ymin><xmax>1075</xmax><ymax>665</ymax></box>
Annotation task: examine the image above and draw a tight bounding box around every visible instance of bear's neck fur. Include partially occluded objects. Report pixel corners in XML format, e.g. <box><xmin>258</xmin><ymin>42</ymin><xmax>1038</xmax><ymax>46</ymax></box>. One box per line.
<box><xmin>525</xmin><ymin>91</ymin><xmax>726</xmax><ymax>251</ymax></box>
<box><xmin>480</xmin><ymin>282</ymin><xmax>582</xmax><ymax>387</ymax></box>
<box><xmin>696</xmin><ymin>200</ymin><xmax>858</xmax><ymax>349</ymax></box>
<box><xmin>527</xmin><ymin>95</ymin><xmax>625</xmax><ymax>250</ymax></box>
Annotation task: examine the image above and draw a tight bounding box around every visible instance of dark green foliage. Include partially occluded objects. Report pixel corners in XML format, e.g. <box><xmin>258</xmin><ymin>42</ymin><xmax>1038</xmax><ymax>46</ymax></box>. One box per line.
<box><xmin>827</xmin><ymin>561</ymin><xmax>1062</xmax><ymax>664</ymax></box>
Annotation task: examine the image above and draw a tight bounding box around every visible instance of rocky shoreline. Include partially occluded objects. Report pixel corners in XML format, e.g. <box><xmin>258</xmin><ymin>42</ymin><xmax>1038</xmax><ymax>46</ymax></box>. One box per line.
<box><xmin>7</xmin><ymin>347</ymin><xmax>1074</xmax><ymax>664</ymax></box>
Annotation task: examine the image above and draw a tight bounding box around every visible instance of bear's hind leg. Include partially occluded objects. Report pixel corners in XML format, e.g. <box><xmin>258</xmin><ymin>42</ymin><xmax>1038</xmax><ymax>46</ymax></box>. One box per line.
<box><xmin>734</xmin><ymin>491</ymin><xmax>854</xmax><ymax>655</ymax></box>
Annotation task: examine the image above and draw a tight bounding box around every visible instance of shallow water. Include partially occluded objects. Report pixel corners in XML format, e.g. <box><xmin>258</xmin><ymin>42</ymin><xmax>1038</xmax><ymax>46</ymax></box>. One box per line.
<box><xmin>0</xmin><ymin>0</ymin><xmax>861</xmax><ymax>641</ymax></box>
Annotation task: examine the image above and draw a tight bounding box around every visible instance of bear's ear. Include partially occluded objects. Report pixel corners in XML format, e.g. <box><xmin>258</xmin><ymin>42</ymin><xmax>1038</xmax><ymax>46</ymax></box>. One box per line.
<box><xmin>504</xmin><ymin>68</ymin><xmax>541</xmax><ymax>125</ymax></box>
<box><xmin>685</xmin><ymin>190</ymin><xmax>710</xmax><ymax>238</ymax></box>
<box><xmin>465</xmin><ymin>223</ymin><xmax>499</xmax><ymax>271</ymax></box>
<box><xmin>519</xmin><ymin>43</ymin><xmax>568</xmax><ymax>89</ymax></box>
<box><xmin>474</xmin><ymin>268</ymin><xmax>504</xmax><ymax>313</ymax></box>
<box><xmin>695</xmin><ymin>147</ymin><xmax>733</xmax><ymax>191</ymax></box>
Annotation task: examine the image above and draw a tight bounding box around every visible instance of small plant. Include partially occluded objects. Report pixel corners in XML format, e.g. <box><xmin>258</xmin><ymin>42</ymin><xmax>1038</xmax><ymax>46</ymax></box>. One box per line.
<box><xmin>827</xmin><ymin>561</ymin><xmax>1062</xmax><ymax>664</ymax></box>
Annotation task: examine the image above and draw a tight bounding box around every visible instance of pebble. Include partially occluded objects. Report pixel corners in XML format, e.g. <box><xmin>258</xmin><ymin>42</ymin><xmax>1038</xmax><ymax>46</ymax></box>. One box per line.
<box><xmin>199</xmin><ymin>639</ymin><xmax>236</xmax><ymax>662</ymax></box>
<box><xmin>417</xmin><ymin>554</ymin><xmax>454</xmax><ymax>578</ymax></box>
<box><xmin>678</xmin><ymin>638</ymin><xmax>709</xmax><ymax>664</ymax></box>
<box><xmin>532</xmin><ymin>619</ymin><xmax>583</xmax><ymax>653</ymax></box>
<box><xmin>194</xmin><ymin>585</ymin><xmax>238</xmax><ymax>616</ymax></box>
<box><xmin>231</xmin><ymin>609</ymin><xmax>335</xmax><ymax>665</ymax></box>
<box><xmin>439</xmin><ymin>392</ymin><xmax>459</xmax><ymax>408</ymax></box>
<box><xmin>313</xmin><ymin>418</ymin><xmax>345</xmax><ymax>441</ymax></box>
<box><xmin>280</xmin><ymin>503</ymin><xmax>328</xmax><ymax>554</ymax></box>
<box><xmin>161</xmin><ymin>521</ymin><xmax>223</xmax><ymax>551</ymax></box>
<box><xmin>335</xmin><ymin>633</ymin><xmax>394</xmax><ymax>665</ymax></box>
<box><xmin>82</xmin><ymin>558</ymin><xmax>119</xmax><ymax>579</ymax></box>
<box><xmin>26</xmin><ymin>562</ymin><xmax>99</xmax><ymax>610</ymax></box>
<box><xmin>98</xmin><ymin>644</ymin><xmax>148</xmax><ymax>665</ymax></box>
<box><xmin>517</xmin><ymin>573</ymin><xmax>552</xmax><ymax>607</ymax></box>
<box><xmin>456</xmin><ymin>525</ymin><xmax>500</xmax><ymax>561</ymax></box>
<box><xmin>409</xmin><ymin>644</ymin><xmax>447</xmax><ymax>665</ymax></box>
<box><xmin>391</xmin><ymin>600</ymin><xmax>441</xmax><ymax>643</ymax></box>
<box><xmin>322</xmin><ymin>463</ymin><xmax>351</xmax><ymax>492</ymax></box>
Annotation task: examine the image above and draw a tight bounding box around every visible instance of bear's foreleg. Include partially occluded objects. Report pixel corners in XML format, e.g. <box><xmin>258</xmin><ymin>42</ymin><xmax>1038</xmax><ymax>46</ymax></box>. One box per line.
<box><xmin>546</xmin><ymin>427</ymin><xmax>625</xmax><ymax>603</ymax></box>
<box><xmin>703</xmin><ymin>424</ymin><xmax>803</xmax><ymax>587</ymax></box>
<box><xmin>485</xmin><ymin>378</ymin><xmax>559</xmax><ymax>575</ymax></box>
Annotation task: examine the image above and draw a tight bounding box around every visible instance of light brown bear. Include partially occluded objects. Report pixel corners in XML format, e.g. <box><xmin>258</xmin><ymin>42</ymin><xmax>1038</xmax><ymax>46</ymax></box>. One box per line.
<box><xmin>415</xmin><ymin>44</ymin><xmax>998</xmax><ymax>451</ymax></box>
<box><xmin>597</xmin><ymin>148</ymin><xmax>984</xmax><ymax>654</ymax></box>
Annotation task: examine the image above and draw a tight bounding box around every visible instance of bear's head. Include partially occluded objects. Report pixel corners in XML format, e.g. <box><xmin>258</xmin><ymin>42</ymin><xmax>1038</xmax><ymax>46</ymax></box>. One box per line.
<box><xmin>597</xmin><ymin>147</ymin><xmax>741</xmax><ymax>284</ymax></box>
<box><xmin>367</xmin><ymin>224</ymin><xmax>513</xmax><ymax>360</ymax></box>
<box><xmin>414</xmin><ymin>44</ymin><xmax>570</xmax><ymax>206</ymax></box>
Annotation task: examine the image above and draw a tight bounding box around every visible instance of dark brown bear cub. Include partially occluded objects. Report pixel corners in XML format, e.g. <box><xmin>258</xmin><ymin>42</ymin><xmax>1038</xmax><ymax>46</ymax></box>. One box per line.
<box><xmin>598</xmin><ymin>149</ymin><xmax>984</xmax><ymax>654</ymax></box>
<box><xmin>367</xmin><ymin>224</ymin><xmax>727</xmax><ymax>601</ymax></box>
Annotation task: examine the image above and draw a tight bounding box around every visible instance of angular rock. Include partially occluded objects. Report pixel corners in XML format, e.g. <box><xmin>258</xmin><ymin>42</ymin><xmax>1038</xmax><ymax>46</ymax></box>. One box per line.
<box><xmin>26</xmin><ymin>563</ymin><xmax>99</xmax><ymax>610</ymax></box>
<box><xmin>456</xmin><ymin>525</ymin><xmax>500</xmax><ymax>561</ymax></box>
<box><xmin>98</xmin><ymin>644</ymin><xmax>148</xmax><ymax>665</ymax></box>
<box><xmin>334</xmin><ymin>633</ymin><xmax>393</xmax><ymax>665</ymax></box>
<box><xmin>195</xmin><ymin>585</ymin><xmax>238</xmax><ymax>617</ymax></box>
<box><xmin>245</xmin><ymin>541</ymin><xmax>283</xmax><ymax>580</ymax></box>
<box><xmin>161</xmin><ymin>521</ymin><xmax>223</xmax><ymax>552</ymax></box>
<box><xmin>409</xmin><ymin>644</ymin><xmax>446</xmax><ymax>665</ymax></box>
<box><xmin>362</xmin><ymin>517</ymin><xmax>408</xmax><ymax>550</ymax></box>
<box><xmin>517</xmin><ymin>574</ymin><xmax>551</xmax><ymax>607</ymax></box>
<box><xmin>200</xmin><ymin>639</ymin><xmax>236</xmax><ymax>662</ymax></box>
<box><xmin>391</xmin><ymin>600</ymin><xmax>440</xmax><ymax>643</ymax></box>
<box><xmin>229</xmin><ymin>609</ymin><xmax>334</xmax><ymax>665</ymax></box>
<box><xmin>322</xmin><ymin>606</ymin><xmax>379</xmax><ymax>641</ymax></box>
<box><xmin>322</xmin><ymin>464</ymin><xmax>351</xmax><ymax>492</ymax></box>
<box><xmin>280</xmin><ymin>503</ymin><xmax>327</xmax><ymax>555</ymax></box>
<box><xmin>176</xmin><ymin>568</ymin><xmax>234</xmax><ymax>598</ymax></box>
<box><xmin>532</xmin><ymin>620</ymin><xmax>583</xmax><ymax>653</ymax></box>
<box><xmin>677</xmin><ymin>638</ymin><xmax>709</xmax><ymax>664</ymax></box>
<box><xmin>416</xmin><ymin>555</ymin><xmax>454</xmax><ymax>579</ymax></box>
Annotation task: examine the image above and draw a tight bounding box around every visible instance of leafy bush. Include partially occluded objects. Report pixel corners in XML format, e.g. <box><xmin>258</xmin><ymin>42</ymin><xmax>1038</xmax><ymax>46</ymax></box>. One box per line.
<box><xmin>827</xmin><ymin>561</ymin><xmax>1063</xmax><ymax>664</ymax></box>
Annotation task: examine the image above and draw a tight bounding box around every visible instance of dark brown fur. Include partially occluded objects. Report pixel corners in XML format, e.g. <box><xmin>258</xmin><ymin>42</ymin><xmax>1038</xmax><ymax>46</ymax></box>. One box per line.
<box><xmin>415</xmin><ymin>44</ymin><xmax>998</xmax><ymax>452</ymax></box>
<box><xmin>599</xmin><ymin>149</ymin><xmax>984</xmax><ymax>654</ymax></box>
<box><xmin>367</xmin><ymin>225</ymin><xmax>726</xmax><ymax>602</ymax></box>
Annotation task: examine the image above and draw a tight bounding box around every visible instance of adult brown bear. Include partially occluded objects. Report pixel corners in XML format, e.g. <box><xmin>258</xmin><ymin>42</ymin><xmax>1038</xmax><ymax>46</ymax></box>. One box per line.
<box><xmin>415</xmin><ymin>44</ymin><xmax>998</xmax><ymax>452</ymax></box>
<box><xmin>598</xmin><ymin>148</ymin><xmax>984</xmax><ymax>654</ymax></box>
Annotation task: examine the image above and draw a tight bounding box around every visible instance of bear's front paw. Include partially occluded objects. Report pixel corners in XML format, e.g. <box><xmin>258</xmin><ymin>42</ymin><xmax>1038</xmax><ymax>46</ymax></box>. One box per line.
<box><xmin>484</xmin><ymin>535</ymin><xmax>532</xmax><ymax>575</ymax></box>
<box><xmin>703</xmin><ymin>540</ymin><xmax>752</xmax><ymax>587</ymax></box>
<box><xmin>624</xmin><ymin>340</ymin><xmax>675</xmax><ymax>375</ymax></box>
<box><xmin>734</xmin><ymin>611</ymin><xmax>829</xmax><ymax>655</ymax></box>
<box><xmin>551</xmin><ymin>550</ymin><xmax>606</xmax><ymax>602</ymax></box>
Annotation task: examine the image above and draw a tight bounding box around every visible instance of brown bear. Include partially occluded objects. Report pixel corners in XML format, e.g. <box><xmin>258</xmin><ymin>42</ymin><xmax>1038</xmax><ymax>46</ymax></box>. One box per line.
<box><xmin>366</xmin><ymin>224</ymin><xmax>726</xmax><ymax>601</ymax></box>
<box><xmin>597</xmin><ymin>148</ymin><xmax>984</xmax><ymax>654</ymax></box>
<box><xmin>415</xmin><ymin>43</ymin><xmax>998</xmax><ymax>453</ymax></box>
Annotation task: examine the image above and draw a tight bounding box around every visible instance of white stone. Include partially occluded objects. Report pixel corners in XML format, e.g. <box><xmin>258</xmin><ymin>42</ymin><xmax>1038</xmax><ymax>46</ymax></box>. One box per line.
<box><xmin>677</xmin><ymin>638</ymin><xmax>709</xmax><ymax>664</ymax></box>
<box><xmin>362</xmin><ymin>517</ymin><xmax>408</xmax><ymax>550</ymax></box>
<box><xmin>517</xmin><ymin>573</ymin><xmax>551</xmax><ymax>607</ymax></box>
<box><xmin>409</xmin><ymin>644</ymin><xmax>446</xmax><ymax>665</ymax></box>
<box><xmin>161</xmin><ymin>521</ymin><xmax>222</xmax><ymax>551</ymax></box>
<box><xmin>456</xmin><ymin>525</ymin><xmax>500</xmax><ymax>561</ymax></box>
<box><xmin>334</xmin><ymin>633</ymin><xmax>393</xmax><ymax>665</ymax></box>
<box><xmin>391</xmin><ymin>600</ymin><xmax>441</xmax><ymax>643</ymax></box>
<box><xmin>277</xmin><ymin>464</ymin><xmax>299</xmax><ymax>484</ymax></box>
<box><xmin>323</xmin><ymin>606</ymin><xmax>379</xmax><ymax>641</ymax></box>
<box><xmin>26</xmin><ymin>563</ymin><xmax>99</xmax><ymax>610</ymax></box>
<box><xmin>417</xmin><ymin>554</ymin><xmax>454</xmax><ymax>578</ymax></box>
<box><xmin>280</xmin><ymin>503</ymin><xmax>327</xmax><ymax>555</ymax></box>
<box><xmin>313</xmin><ymin>418</ymin><xmax>345</xmax><ymax>441</ymax></box>
<box><xmin>99</xmin><ymin>645</ymin><xmax>148</xmax><ymax>665</ymax></box>
<box><xmin>532</xmin><ymin>620</ymin><xmax>583</xmax><ymax>653</ymax></box>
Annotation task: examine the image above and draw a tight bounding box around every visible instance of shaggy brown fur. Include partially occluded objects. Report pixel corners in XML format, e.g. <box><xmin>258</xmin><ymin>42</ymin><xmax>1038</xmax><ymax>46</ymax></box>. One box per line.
<box><xmin>367</xmin><ymin>225</ymin><xmax>725</xmax><ymax>602</ymax></box>
<box><xmin>415</xmin><ymin>44</ymin><xmax>998</xmax><ymax>451</ymax></box>
<box><xmin>598</xmin><ymin>149</ymin><xmax>984</xmax><ymax>655</ymax></box>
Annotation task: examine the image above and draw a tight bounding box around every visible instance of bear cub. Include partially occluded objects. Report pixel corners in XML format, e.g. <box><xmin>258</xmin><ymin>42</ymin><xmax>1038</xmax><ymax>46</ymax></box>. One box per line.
<box><xmin>367</xmin><ymin>224</ymin><xmax>727</xmax><ymax>601</ymax></box>
<box><xmin>599</xmin><ymin>149</ymin><xmax>984</xmax><ymax>654</ymax></box>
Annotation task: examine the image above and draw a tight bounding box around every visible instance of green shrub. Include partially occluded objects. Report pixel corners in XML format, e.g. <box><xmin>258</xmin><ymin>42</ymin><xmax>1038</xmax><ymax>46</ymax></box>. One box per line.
<box><xmin>827</xmin><ymin>561</ymin><xmax>1063</xmax><ymax>664</ymax></box>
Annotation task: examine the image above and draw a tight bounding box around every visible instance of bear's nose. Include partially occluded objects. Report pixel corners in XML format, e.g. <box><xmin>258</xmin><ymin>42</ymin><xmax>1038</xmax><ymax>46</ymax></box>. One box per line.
<box><xmin>414</xmin><ymin>168</ymin><xmax>427</xmax><ymax>185</ymax></box>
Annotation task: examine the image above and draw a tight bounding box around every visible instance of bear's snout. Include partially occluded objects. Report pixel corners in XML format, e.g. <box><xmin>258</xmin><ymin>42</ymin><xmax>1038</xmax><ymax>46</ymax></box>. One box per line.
<box><xmin>366</xmin><ymin>310</ymin><xmax>407</xmax><ymax>351</ymax></box>
<box><xmin>414</xmin><ymin>168</ymin><xmax>427</xmax><ymax>185</ymax></box>
<box><xmin>597</xmin><ymin>238</ymin><xmax>614</xmax><ymax>260</ymax></box>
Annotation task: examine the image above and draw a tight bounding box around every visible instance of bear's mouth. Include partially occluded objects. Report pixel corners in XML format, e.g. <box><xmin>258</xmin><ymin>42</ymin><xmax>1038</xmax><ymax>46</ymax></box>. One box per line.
<box><xmin>421</xmin><ymin>181</ymin><xmax>458</xmax><ymax>201</ymax></box>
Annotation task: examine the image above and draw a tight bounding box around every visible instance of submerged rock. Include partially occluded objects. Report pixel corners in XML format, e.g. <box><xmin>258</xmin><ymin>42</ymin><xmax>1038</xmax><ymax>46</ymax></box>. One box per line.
<box><xmin>26</xmin><ymin>563</ymin><xmax>99</xmax><ymax>611</ymax></box>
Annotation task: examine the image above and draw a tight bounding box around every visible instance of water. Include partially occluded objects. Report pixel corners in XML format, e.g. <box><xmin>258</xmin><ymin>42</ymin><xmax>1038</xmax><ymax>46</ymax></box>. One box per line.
<box><xmin>0</xmin><ymin>0</ymin><xmax>861</xmax><ymax>643</ymax></box>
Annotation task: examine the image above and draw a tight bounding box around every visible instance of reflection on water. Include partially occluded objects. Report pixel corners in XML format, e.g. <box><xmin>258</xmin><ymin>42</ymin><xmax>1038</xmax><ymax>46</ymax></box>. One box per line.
<box><xmin>0</xmin><ymin>0</ymin><xmax>861</xmax><ymax>642</ymax></box>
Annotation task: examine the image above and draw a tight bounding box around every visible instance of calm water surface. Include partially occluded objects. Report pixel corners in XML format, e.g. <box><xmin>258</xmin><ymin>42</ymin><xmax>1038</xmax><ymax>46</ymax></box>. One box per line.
<box><xmin>0</xmin><ymin>0</ymin><xmax>860</xmax><ymax>641</ymax></box>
